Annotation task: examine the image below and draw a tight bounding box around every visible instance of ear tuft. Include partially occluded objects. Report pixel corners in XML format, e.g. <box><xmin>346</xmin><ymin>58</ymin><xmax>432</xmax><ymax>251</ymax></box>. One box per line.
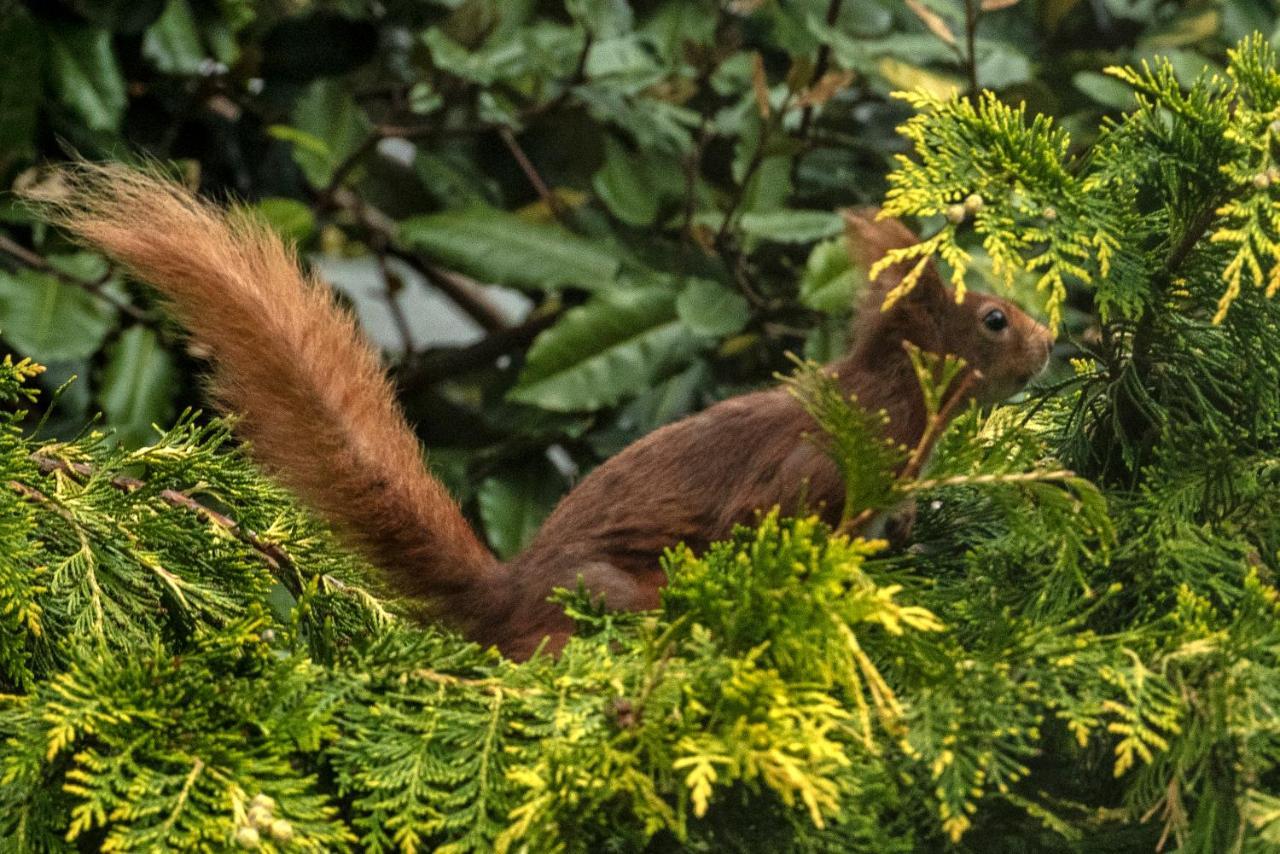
<box><xmin>842</xmin><ymin>207</ymin><xmax>921</xmax><ymax>269</ymax></box>
<box><xmin>841</xmin><ymin>208</ymin><xmax>948</xmax><ymax>312</ymax></box>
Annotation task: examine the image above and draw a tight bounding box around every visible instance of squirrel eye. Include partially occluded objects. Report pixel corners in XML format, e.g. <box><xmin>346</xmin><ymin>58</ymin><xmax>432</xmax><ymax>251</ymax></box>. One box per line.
<box><xmin>983</xmin><ymin>309</ymin><xmax>1008</xmax><ymax>332</ymax></box>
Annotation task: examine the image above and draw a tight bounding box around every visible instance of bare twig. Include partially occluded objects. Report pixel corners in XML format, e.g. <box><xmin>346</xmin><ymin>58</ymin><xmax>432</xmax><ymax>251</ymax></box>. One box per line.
<box><xmin>798</xmin><ymin>0</ymin><xmax>844</xmax><ymax>137</ymax></box>
<box><xmin>498</xmin><ymin>126</ymin><xmax>572</xmax><ymax>227</ymax></box>
<box><xmin>963</xmin><ymin>0</ymin><xmax>981</xmax><ymax>99</ymax></box>
<box><xmin>325</xmin><ymin>187</ymin><xmax>510</xmax><ymax>334</ymax></box>
<box><xmin>0</xmin><ymin>233</ymin><xmax>154</xmax><ymax>325</ymax></box>
<box><xmin>398</xmin><ymin>306</ymin><xmax>562</xmax><ymax>390</ymax></box>
<box><xmin>318</xmin><ymin>130</ymin><xmax>387</xmax><ymax>208</ymax></box>
<box><xmin>386</xmin><ymin>248</ymin><xmax>511</xmax><ymax>335</ymax></box>
<box><xmin>376</xmin><ymin>253</ymin><xmax>417</xmax><ymax>354</ymax></box>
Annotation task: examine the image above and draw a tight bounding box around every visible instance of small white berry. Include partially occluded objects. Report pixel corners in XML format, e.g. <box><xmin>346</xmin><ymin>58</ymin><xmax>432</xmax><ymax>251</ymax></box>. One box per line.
<box><xmin>963</xmin><ymin>193</ymin><xmax>984</xmax><ymax>213</ymax></box>
<box><xmin>1270</xmin><ymin>119</ymin><xmax>1280</xmax><ymax>135</ymax></box>
<box><xmin>1042</xmin><ymin>206</ymin><xmax>1058</xmax><ymax>221</ymax></box>
<box><xmin>235</xmin><ymin>825</ymin><xmax>261</xmax><ymax>849</ymax></box>
<box><xmin>945</xmin><ymin>203</ymin><xmax>967</xmax><ymax>224</ymax></box>
<box><xmin>1254</xmin><ymin>172</ymin><xmax>1272</xmax><ymax>189</ymax></box>
<box><xmin>269</xmin><ymin>819</ymin><xmax>294</xmax><ymax>842</ymax></box>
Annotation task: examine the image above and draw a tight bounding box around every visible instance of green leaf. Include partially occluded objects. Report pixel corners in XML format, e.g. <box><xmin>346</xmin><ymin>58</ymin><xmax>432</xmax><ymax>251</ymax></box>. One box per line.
<box><xmin>99</xmin><ymin>326</ymin><xmax>178</xmax><ymax>448</ymax></box>
<box><xmin>399</xmin><ymin>207</ymin><xmax>621</xmax><ymax>291</ymax></box>
<box><xmin>477</xmin><ymin>459</ymin><xmax>566</xmax><ymax>559</ymax></box>
<box><xmin>59</xmin><ymin>0</ymin><xmax>167</xmax><ymax>33</ymax></box>
<box><xmin>799</xmin><ymin>238</ymin><xmax>861</xmax><ymax>314</ymax></box>
<box><xmin>1073</xmin><ymin>71</ymin><xmax>1135</xmax><ymax>110</ymax></box>
<box><xmin>251</xmin><ymin>198</ymin><xmax>317</xmax><ymax>244</ymax></box>
<box><xmin>287</xmin><ymin>79</ymin><xmax>373</xmax><ymax>188</ymax></box>
<box><xmin>976</xmin><ymin>42</ymin><xmax>1033</xmax><ymax>89</ymax></box>
<box><xmin>737</xmin><ymin>209</ymin><xmax>844</xmax><ymax>243</ymax></box>
<box><xmin>509</xmin><ymin>286</ymin><xmax>704</xmax><ymax>411</ymax></box>
<box><xmin>46</xmin><ymin>24</ymin><xmax>127</xmax><ymax>132</ymax></box>
<box><xmin>593</xmin><ymin>137</ymin><xmax>659</xmax><ymax>226</ymax></box>
<box><xmin>0</xmin><ymin>260</ymin><xmax>116</xmax><ymax>362</ymax></box>
<box><xmin>142</xmin><ymin>0</ymin><xmax>205</xmax><ymax>75</ymax></box>
<box><xmin>567</xmin><ymin>0</ymin><xmax>635</xmax><ymax>38</ymax></box>
<box><xmin>0</xmin><ymin>12</ymin><xmax>42</xmax><ymax>163</ymax></box>
<box><xmin>421</xmin><ymin>28</ymin><xmax>499</xmax><ymax>85</ymax></box>
<box><xmin>675</xmin><ymin>278</ymin><xmax>750</xmax><ymax>337</ymax></box>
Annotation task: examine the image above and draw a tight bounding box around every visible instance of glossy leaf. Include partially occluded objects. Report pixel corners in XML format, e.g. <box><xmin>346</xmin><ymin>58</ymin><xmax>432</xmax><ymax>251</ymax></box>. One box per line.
<box><xmin>799</xmin><ymin>238</ymin><xmax>861</xmax><ymax>315</ymax></box>
<box><xmin>593</xmin><ymin>137</ymin><xmax>660</xmax><ymax>226</ymax></box>
<box><xmin>477</xmin><ymin>459</ymin><xmax>566</xmax><ymax>559</ymax></box>
<box><xmin>738</xmin><ymin>209</ymin><xmax>844</xmax><ymax>243</ymax></box>
<box><xmin>99</xmin><ymin>326</ymin><xmax>178</xmax><ymax>448</ymax></box>
<box><xmin>0</xmin><ymin>262</ymin><xmax>116</xmax><ymax>362</ymax></box>
<box><xmin>252</xmin><ymin>198</ymin><xmax>317</xmax><ymax>244</ymax></box>
<box><xmin>287</xmin><ymin>79</ymin><xmax>373</xmax><ymax>188</ymax></box>
<box><xmin>46</xmin><ymin>25</ymin><xmax>127</xmax><ymax>132</ymax></box>
<box><xmin>509</xmin><ymin>286</ymin><xmax>703</xmax><ymax>411</ymax></box>
<box><xmin>675</xmin><ymin>278</ymin><xmax>750</xmax><ymax>337</ymax></box>
<box><xmin>400</xmin><ymin>207</ymin><xmax>621</xmax><ymax>291</ymax></box>
<box><xmin>142</xmin><ymin>0</ymin><xmax>205</xmax><ymax>75</ymax></box>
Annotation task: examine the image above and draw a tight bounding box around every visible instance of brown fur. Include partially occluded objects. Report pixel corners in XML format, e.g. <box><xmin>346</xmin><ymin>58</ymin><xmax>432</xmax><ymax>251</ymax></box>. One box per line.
<box><xmin>26</xmin><ymin>166</ymin><xmax>1053</xmax><ymax>660</ymax></box>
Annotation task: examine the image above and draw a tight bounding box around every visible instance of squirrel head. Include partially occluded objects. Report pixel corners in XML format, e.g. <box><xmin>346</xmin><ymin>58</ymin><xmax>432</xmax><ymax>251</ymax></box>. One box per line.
<box><xmin>843</xmin><ymin>208</ymin><xmax>1054</xmax><ymax>404</ymax></box>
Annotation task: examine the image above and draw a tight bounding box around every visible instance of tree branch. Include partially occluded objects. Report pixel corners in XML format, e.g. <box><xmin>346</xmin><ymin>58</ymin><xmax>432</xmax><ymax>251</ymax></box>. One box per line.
<box><xmin>26</xmin><ymin>454</ymin><xmax>308</xmax><ymax>599</ymax></box>
<box><xmin>498</xmin><ymin>126</ymin><xmax>572</xmax><ymax>228</ymax></box>
<box><xmin>0</xmin><ymin>234</ymin><xmax>155</xmax><ymax>325</ymax></box>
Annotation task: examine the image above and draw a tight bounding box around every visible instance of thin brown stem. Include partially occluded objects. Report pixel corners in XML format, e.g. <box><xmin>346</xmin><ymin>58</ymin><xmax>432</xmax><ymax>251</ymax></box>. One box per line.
<box><xmin>387</xmin><ymin>248</ymin><xmax>510</xmax><ymax>335</ymax></box>
<box><xmin>798</xmin><ymin>0</ymin><xmax>844</xmax><ymax>137</ymax></box>
<box><xmin>318</xmin><ymin>130</ymin><xmax>387</xmax><ymax>207</ymax></box>
<box><xmin>398</xmin><ymin>306</ymin><xmax>562</xmax><ymax>390</ymax></box>
<box><xmin>0</xmin><ymin>233</ymin><xmax>153</xmax><ymax>325</ymax></box>
<box><xmin>376</xmin><ymin>253</ymin><xmax>417</xmax><ymax>354</ymax></box>
<box><xmin>324</xmin><ymin>187</ymin><xmax>510</xmax><ymax>334</ymax></box>
<box><xmin>27</xmin><ymin>454</ymin><xmax>308</xmax><ymax>598</ymax></box>
<box><xmin>963</xmin><ymin>0</ymin><xmax>980</xmax><ymax>99</ymax></box>
<box><xmin>498</xmin><ymin>126</ymin><xmax>571</xmax><ymax>227</ymax></box>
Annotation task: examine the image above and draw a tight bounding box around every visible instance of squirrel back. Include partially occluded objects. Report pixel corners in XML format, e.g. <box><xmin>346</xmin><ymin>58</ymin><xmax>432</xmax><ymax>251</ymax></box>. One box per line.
<box><xmin>27</xmin><ymin>165</ymin><xmax>1052</xmax><ymax>659</ymax></box>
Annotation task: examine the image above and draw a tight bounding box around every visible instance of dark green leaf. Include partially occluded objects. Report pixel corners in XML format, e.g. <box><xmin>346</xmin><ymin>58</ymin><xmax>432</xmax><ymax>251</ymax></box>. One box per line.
<box><xmin>251</xmin><ymin>198</ymin><xmax>317</xmax><ymax>244</ymax></box>
<box><xmin>477</xmin><ymin>459</ymin><xmax>566</xmax><ymax>559</ymax></box>
<box><xmin>286</xmin><ymin>79</ymin><xmax>373</xmax><ymax>189</ymax></box>
<box><xmin>1074</xmin><ymin>71</ymin><xmax>1135</xmax><ymax>109</ymax></box>
<box><xmin>799</xmin><ymin>238</ymin><xmax>861</xmax><ymax>314</ymax></box>
<box><xmin>737</xmin><ymin>209</ymin><xmax>844</xmax><ymax>243</ymax></box>
<box><xmin>509</xmin><ymin>286</ymin><xmax>703</xmax><ymax>411</ymax></box>
<box><xmin>675</xmin><ymin>278</ymin><xmax>750</xmax><ymax>337</ymax></box>
<box><xmin>46</xmin><ymin>24</ymin><xmax>126</xmax><ymax>132</ymax></box>
<box><xmin>142</xmin><ymin>0</ymin><xmax>205</xmax><ymax>75</ymax></box>
<box><xmin>399</xmin><ymin>207</ymin><xmax>621</xmax><ymax>291</ymax></box>
<box><xmin>99</xmin><ymin>326</ymin><xmax>178</xmax><ymax>448</ymax></box>
<box><xmin>260</xmin><ymin>13</ymin><xmax>378</xmax><ymax>82</ymax></box>
<box><xmin>593</xmin><ymin>137</ymin><xmax>659</xmax><ymax>226</ymax></box>
<box><xmin>64</xmin><ymin>0</ymin><xmax>167</xmax><ymax>33</ymax></box>
<box><xmin>0</xmin><ymin>260</ymin><xmax>116</xmax><ymax>362</ymax></box>
<box><xmin>0</xmin><ymin>12</ymin><xmax>42</xmax><ymax>163</ymax></box>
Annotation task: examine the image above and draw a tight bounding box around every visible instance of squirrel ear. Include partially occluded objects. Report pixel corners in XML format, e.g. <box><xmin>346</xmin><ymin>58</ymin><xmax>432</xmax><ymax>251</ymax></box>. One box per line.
<box><xmin>842</xmin><ymin>207</ymin><xmax>948</xmax><ymax>310</ymax></box>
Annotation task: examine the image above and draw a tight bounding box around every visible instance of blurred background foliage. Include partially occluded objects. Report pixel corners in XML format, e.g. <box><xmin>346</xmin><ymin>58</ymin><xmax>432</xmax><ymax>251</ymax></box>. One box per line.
<box><xmin>0</xmin><ymin>0</ymin><xmax>1277</xmax><ymax>557</ymax></box>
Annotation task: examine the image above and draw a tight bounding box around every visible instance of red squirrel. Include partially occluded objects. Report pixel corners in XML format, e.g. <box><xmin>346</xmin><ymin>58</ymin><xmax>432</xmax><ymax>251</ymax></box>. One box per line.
<box><xmin>28</xmin><ymin>165</ymin><xmax>1053</xmax><ymax>660</ymax></box>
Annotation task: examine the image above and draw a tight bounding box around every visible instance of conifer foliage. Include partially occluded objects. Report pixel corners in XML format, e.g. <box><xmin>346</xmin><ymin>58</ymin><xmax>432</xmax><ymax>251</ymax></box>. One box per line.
<box><xmin>10</xmin><ymin>34</ymin><xmax>1280</xmax><ymax>854</ymax></box>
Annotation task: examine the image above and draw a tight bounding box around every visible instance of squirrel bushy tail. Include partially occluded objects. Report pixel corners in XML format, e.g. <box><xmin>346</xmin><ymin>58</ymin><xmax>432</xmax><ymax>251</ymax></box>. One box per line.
<box><xmin>27</xmin><ymin>164</ymin><xmax>507</xmax><ymax>626</ymax></box>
